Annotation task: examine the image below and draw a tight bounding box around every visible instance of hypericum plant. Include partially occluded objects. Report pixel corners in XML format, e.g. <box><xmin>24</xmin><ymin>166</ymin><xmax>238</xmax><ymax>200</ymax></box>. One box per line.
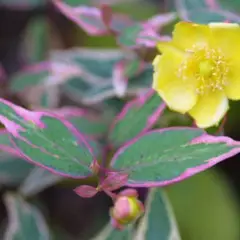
<box><xmin>1</xmin><ymin>0</ymin><xmax>240</xmax><ymax>239</ymax></box>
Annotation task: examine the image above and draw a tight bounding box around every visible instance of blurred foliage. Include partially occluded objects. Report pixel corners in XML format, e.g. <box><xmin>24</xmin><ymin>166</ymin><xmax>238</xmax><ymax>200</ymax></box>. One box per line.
<box><xmin>0</xmin><ymin>0</ymin><xmax>240</xmax><ymax>239</ymax></box>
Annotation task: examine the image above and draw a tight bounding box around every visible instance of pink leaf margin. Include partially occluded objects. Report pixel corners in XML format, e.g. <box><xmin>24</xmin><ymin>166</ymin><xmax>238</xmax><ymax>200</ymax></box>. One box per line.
<box><xmin>111</xmin><ymin>127</ymin><xmax>240</xmax><ymax>187</ymax></box>
<box><xmin>136</xmin><ymin>28</ymin><xmax>171</xmax><ymax>48</ymax></box>
<box><xmin>112</xmin><ymin>59</ymin><xmax>146</xmax><ymax>96</ymax></box>
<box><xmin>111</xmin><ymin>59</ymin><xmax>145</xmax><ymax>96</ymax></box>
<box><xmin>116</xmin><ymin>12</ymin><xmax>175</xmax><ymax>49</ymax></box>
<box><xmin>0</xmin><ymin>98</ymin><xmax>96</xmax><ymax>179</ymax></box>
<box><xmin>0</xmin><ymin>129</ymin><xmax>21</xmax><ymax>157</ymax></box>
<box><xmin>22</xmin><ymin>61</ymin><xmax>49</xmax><ymax>73</ymax></box>
<box><xmin>11</xmin><ymin>62</ymin><xmax>49</xmax><ymax>80</ymax></box>
<box><xmin>143</xmin><ymin>12</ymin><xmax>176</xmax><ymax>31</ymax></box>
<box><xmin>108</xmin><ymin>89</ymin><xmax>166</xmax><ymax>145</ymax></box>
<box><xmin>112</xmin><ymin>61</ymin><xmax>128</xmax><ymax>97</ymax></box>
<box><xmin>53</xmin><ymin>0</ymin><xmax>107</xmax><ymax>36</ymax></box>
<box><xmin>53</xmin><ymin>0</ymin><xmax>134</xmax><ymax>36</ymax></box>
<box><xmin>50</xmin><ymin>106</ymin><xmax>87</xmax><ymax>118</ymax></box>
<box><xmin>205</xmin><ymin>0</ymin><xmax>220</xmax><ymax>10</ymax></box>
<box><xmin>52</xmin><ymin>0</ymin><xmax>173</xmax><ymax>47</ymax></box>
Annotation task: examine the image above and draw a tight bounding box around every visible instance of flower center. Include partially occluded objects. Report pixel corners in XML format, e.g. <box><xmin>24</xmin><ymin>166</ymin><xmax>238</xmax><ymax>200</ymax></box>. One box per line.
<box><xmin>178</xmin><ymin>46</ymin><xmax>230</xmax><ymax>95</ymax></box>
<box><xmin>199</xmin><ymin>60</ymin><xmax>213</xmax><ymax>77</ymax></box>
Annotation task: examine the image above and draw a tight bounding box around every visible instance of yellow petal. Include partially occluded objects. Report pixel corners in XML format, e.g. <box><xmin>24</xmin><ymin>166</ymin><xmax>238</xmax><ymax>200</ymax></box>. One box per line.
<box><xmin>157</xmin><ymin>83</ymin><xmax>198</xmax><ymax>114</ymax></box>
<box><xmin>172</xmin><ymin>22</ymin><xmax>211</xmax><ymax>50</ymax></box>
<box><xmin>156</xmin><ymin>40</ymin><xmax>183</xmax><ymax>55</ymax></box>
<box><xmin>152</xmin><ymin>55</ymin><xmax>161</xmax><ymax>73</ymax></box>
<box><xmin>153</xmin><ymin>42</ymin><xmax>184</xmax><ymax>89</ymax></box>
<box><xmin>209</xmin><ymin>22</ymin><xmax>240</xmax><ymax>58</ymax></box>
<box><xmin>209</xmin><ymin>23</ymin><xmax>240</xmax><ymax>100</ymax></box>
<box><xmin>189</xmin><ymin>91</ymin><xmax>228</xmax><ymax>128</ymax></box>
<box><xmin>225</xmin><ymin>67</ymin><xmax>240</xmax><ymax>100</ymax></box>
<box><xmin>153</xmin><ymin>43</ymin><xmax>198</xmax><ymax>113</ymax></box>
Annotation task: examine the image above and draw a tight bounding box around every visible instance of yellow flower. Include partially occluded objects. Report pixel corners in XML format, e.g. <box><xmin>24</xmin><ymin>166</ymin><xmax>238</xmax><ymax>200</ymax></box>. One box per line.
<box><xmin>152</xmin><ymin>21</ymin><xmax>240</xmax><ymax>128</ymax></box>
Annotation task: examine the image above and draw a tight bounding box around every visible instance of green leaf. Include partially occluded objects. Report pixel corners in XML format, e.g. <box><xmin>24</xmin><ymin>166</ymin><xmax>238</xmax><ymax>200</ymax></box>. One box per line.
<box><xmin>51</xmin><ymin>48</ymin><xmax>123</xmax><ymax>79</ymax></box>
<box><xmin>70</xmin><ymin>116</ymin><xmax>108</xmax><ymax>137</ymax></box>
<box><xmin>186</xmin><ymin>9</ymin><xmax>240</xmax><ymax>23</ymax></box>
<box><xmin>52</xmin><ymin>1</ymin><xmax>135</xmax><ymax>36</ymax></box>
<box><xmin>0</xmin><ymin>153</ymin><xmax>33</xmax><ymax>187</ymax></box>
<box><xmin>0</xmin><ymin>99</ymin><xmax>94</xmax><ymax>178</ymax></box>
<box><xmin>176</xmin><ymin>0</ymin><xmax>210</xmax><ymax>11</ymax></box>
<box><xmin>111</xmin><ymin>128</ymin><xmax>240</xmax><ymax>187</ymax></box>
<box><xmin>116</xmin><ymin>12</ymin><xmax>175</xmax><ymax>48</ymax></box>
<box><xmin>128</xmin><ymin>65</ymin><xmax>153</xmax><ymax>91</ymax></box>
<box><xmin>51</xmin><ymin>48</ymin><xmax>151</xmax><ymax>104</ymax></box>
<box><xmin>176</xmin><ymin>0</ymin><xmax>240</xmax><ymax>14</ymax></box>
<box><xmin>9</xmin><ymin>63</ymin><xmax>59</xmax><ymax>109</ymax></box>
<box><xmin>24</xmin><ymin>17</ymin><xmax>48</xmax><ymax>63</ymax></box>
<box><xmin>0</xmin><ymin>131</ymin><xmax>34</xmax><ymax>186</ymax></box>
<box><xmin>38</xmin><ymin>86</ymin><xmax>60</xmax><ymax>109</ymax></box>
<box><xmin>218</xmin><ymin>0</ymin><xmax>240</xmax><ymax>12</ymax></box>
<box><xmin>19</xmin><ymin>167</ymin><xmax>62</xmax><ymax>197</ymax></box>
<box><xmin>110</xmin><ymin>14</ymin><xmax>134</xmax><ymax>32</ymax></box>
<box><xmin>117</xmin><ymin>24</ymin><xmax>143</xmax><ymax>47</ymax></box>
<box><xmin>59</xmin><ymin>0</ymin><xmax>90</xmax><ymax>7</ymax></box>
<box><xmin>108</xmin><ymin>90</ymin><xmax>165</xmax><ymax>148</ymax></box>
<box><xmin>117</xmin><ymin>23</ymin><xmax>163</xmax><ymax>48</ymax></box>
<box><xmin>175</xmin><ymin>0</ymin><xmax>240</xmax><ymax>23</ymax></box>
<box><xmin>72</xmin><ymin>52</ymin><xmax>122</xmax><ymax>79</ymax></box>
<box><xmin>4</xmin><ymin>193</ymin><xmax>50</xmax><ymax>240</ymax></box>
<box><xmin>52</xmin><ymin>107</ymin><xmax>104</xmax><ymax>158</ymax></box>
<box><xmin>10</xmin><ymin>63</ymin><xmax>49</xmax><ymax>93</ymax></box>
<box><xmin>63</xmin><ymin>77</ymin><xmax>114</xmax><ymax>105</ymax></box>
<box><xmin>51</xmin><ymin>48</ymin><xmax>122</xmax><ymax>104</ymax></box>
<box><xmin>53</xmin><ymin>107</ymin><xmax>109</xmax><ymax>138</ymax></box>
<box><xmin>53</xmin><ymin>1</ymin><xmax>107</xmax><ymax>35</ymax></box>
<box><xmin>0</xmin><ymin>130</ymin><xmax>19</xmax><ymax>156</ymax></box>
<box><xmin>124</xmin><ymin>59</ymin><xmax>142</xmax><ymax>78</ymax></box>
<box><xmin>103</xmin><ymin>98</ymin><xmax>126</xmax><ymax>116</ymax></box>
<box><xmin>92</xmin><ymin>223</ymin><xmax>133</xmax><ymax>240</ymax></box>
<box><xmin>85</xmin><ymin>137</ymin><xmax>103</xmax><ymax>162</ymax></box>
<box><xmin>134</xmin><ymin>188</ymin><xmax>181</xmax><ymax>240</ymax></box>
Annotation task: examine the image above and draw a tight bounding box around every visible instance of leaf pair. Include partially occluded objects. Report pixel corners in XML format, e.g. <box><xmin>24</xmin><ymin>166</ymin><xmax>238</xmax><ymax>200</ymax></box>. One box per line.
<box><xmin>0</xmin><ymin>98</ymin><xmax>239</xmax><ymax>189</ymax></box>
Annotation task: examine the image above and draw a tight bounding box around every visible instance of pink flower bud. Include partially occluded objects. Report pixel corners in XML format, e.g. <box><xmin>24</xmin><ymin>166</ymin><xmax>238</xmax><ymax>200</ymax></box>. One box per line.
<box><xmin>110</xmin><ymin>189</ymin><xmax>144</xmax><ymax>230</ymax></box>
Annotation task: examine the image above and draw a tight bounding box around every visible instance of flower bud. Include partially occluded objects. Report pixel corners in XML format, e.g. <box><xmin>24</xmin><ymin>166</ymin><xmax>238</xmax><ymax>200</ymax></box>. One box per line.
<box><xmin>110</xmin><ymin>189</ymin><xmax>144</xmax><ymax>230</ymax></box>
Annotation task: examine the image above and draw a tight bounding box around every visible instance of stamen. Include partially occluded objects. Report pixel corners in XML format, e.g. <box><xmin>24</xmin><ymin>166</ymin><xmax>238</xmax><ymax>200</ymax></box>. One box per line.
<box><xmin>177</xmin><ymin>46</ymin><xmax>229</xmax><ymax>95</ymax></box>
